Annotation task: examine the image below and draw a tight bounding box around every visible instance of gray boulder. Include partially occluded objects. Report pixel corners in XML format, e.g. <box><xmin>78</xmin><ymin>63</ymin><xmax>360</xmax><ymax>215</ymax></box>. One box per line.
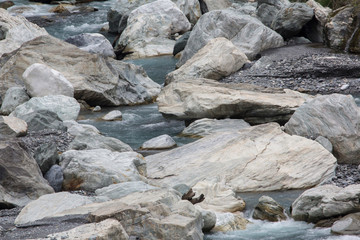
<box><xmin>173</xmin><ymin>31</ymin><xmax>191</xmax><ymax>56</ymax></box>
<box><xmin>19</xmin><ymin>109</ymin><xmax>67</xmax><ymax>132</ymax></box>
<box><xmin>0</xmin><ymin>140</ymin><xmax>54</xmax><ymax>207</ymax></box>
<box><xmin>177</xmin><ymin>8</ymin><xmax>284</xmax><ymax>67</ymax></box>
<box><xmin>199</xmin><ymin>208</ymin><xmax>216</xmax><ymax>232</ymax></box>
<box><xmin>44</xmin><ymin>165</ymin><xmax>63</xmax><ymax>192</ymax></box>
<box><xmin>284</xmin><ymin>94</ymin><xmax>360</xmax><ymax>164</ymax></box>
<box><xmin>315</xmin><ymin>136</ymin><xmax>333</xmax><ymax>153</ymax></box>
<box><xmin>331</xmin><ymin>212</ymin><xmax>360</xmax><ymax>235</ymax></box>
<box><xmin>256</xmin><ymin>0</ymin><xmax>290</xmax><ymax>27</ymax></box>
<box><xmin>203</xmin><ymin>0</ymin><xmax>231</xmax><ymax>11</ymax></box>
<box><xmin>140</xmin><ymin>134</ymin><xmax>177</xmax><ymax>150</ymax></box>
<box><xmin>292</xmin><ymin>184</ymin><xmax>360</xmax><ymax>223</ymax></box>
<box><xmin>0</xmin><ymin>116</ymin><xmax>27</xmax><ymax>137</ymax></box>
<box><xmin>0</xmin><ymin>87</ymin><xmax>29</xmax><ymax>115</ymax></box>
<box><xmin>252</xmin><ymin>196</ymin><xmax>287</xmax><ymax>222</ymax></box>
<box><xmin>33</xmin><ymin>142</ymin><xmax>58</xmax><ymax>175</ymax></box>
<box><xmin>65</xmin><ymin>33</ymin><xmax>116</xmax><ymax>58</ymax></box>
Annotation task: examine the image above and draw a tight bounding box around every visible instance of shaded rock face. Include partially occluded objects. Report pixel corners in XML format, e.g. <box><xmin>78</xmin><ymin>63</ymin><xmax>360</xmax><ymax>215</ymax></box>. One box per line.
<box><xmin>0</xmin><ymin>140</ymin><xmax>54</xmax><ymax>208</ymax></box>
<box><xmin>0</xmin><ymin>116</ymin><xmax>27</xmax><ymax>137</ymax></box>
<box><xmin>284</xmin><ymin>94</ymin><xmax>360</xmax><ymax>164</ymax></box>
<box><xmin>18</xmin><ymin>109</ymin><xmax>67</xmax><ymax>132</ymax></box>
<box><xmin>146</xmin><ymin>123</ymin><xmax>336</xmax><ymax>192</ymax></box>
<box><xmin>331</xmin><ymin>212</ymin><xmax>360</xmax><ymax>235</ymax></box>
<box><xmin>33</xmin><ymin>142</ymin><xmax>58</xmax><ymax>175</ymax></box>
<box><xmin>291</xmin><ymin>184</ymin><xmax>360</xmax><ymax>223</ymax></box>
<box><xmin>0</xmin><ymin>87</ymin><xmax>29</xmax><ymax>115</ymax></box>
<box><xmin>173</xmin><ymin>31</ymin><xmax>191</xmax><ymax>56</ymax></box>
<box><xmin>252</xmin><ymin>196</ymin><xmax>287</xmax><ymax>222</ymax></box>
<box><xmin>177</xmin><ymin>9</ymin><xmax>284</xmax><ymax>67</ymax></box>
<box><xmin>157</xmin><ymin>78</ymin><xmax>312</xmax><ymax>125</ymax></box>
<box><xmin>44</xmin><ymin>164</ymin><xmax>63</xmax><ymax>192</ymax></box>
<box><xmin>256</xmin><ymin>0</ymin><xmax>290</xmax><ymax>27</ymax></box>
<box><xmin>0</xmin><ymin>35</ymin><xmax>161</xmax><ymax>106</ymax></box>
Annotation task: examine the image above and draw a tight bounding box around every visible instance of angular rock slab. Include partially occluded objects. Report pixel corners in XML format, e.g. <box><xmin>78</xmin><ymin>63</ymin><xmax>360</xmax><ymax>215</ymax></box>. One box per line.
<box><xmin>146</xmin><ymin>123</ymin><xmax>336</xmax><ymax>192</ymax></box>
<box><xmin>292</xmin><ymin>184</ymin><xmax>360</xmax><ymax>223</ymax></box>
<box><xmin>177</xmin><ymin>9</ymin><xmax>284</xmax><ymax>67</ymax></box>
<box><xmin>157</xmin><ymin>78</ymin><xmax>312</xmax><ymax>125</ymax></box>
<box><xmin>284</xmin><ymin>94</ymin><xmax>360</xmax><ymax>164</ymax></box>
<box><xmin>0</xmin><ymin>35</ymin><xmax>161</xmax><ymax>106</ymax></box>
<box><xmin>0</xmin><ymin>116</ymin><xmax>27</xmax><ymax>137</ymax></box>
<box><xmin>0</xmin><ymin>87</ymin><xmax>29</xmax><ymax>115</ymax></box>
<box><xmin>60</xmin><ymin>149</ymin><xmax>146</xmax><ymax>191</ymax></box>
<box><xmin>0</xmin><ymin>140</ymin><xmax>54</xmax><ymax>208</ymax></box>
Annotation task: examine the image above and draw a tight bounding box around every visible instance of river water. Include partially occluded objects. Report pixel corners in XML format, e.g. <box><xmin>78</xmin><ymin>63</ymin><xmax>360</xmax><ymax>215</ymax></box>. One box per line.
<box><xmin>7</xmin><ymin>1</ymin><xmax>360</xmax><ymax>239</ymax></box>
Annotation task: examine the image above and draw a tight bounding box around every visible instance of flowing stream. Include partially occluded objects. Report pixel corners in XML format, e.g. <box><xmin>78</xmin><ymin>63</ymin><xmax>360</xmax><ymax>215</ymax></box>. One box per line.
<box><xmin>7</xmin><ymin>1</ymin><xmax>360</xmax><ymax>239</ymax></box>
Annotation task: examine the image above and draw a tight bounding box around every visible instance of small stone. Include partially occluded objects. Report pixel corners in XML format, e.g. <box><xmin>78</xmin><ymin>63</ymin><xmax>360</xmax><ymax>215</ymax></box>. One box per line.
<box><xmin>340</xmin><ymin>84</ymin><xmax>349</xmax><ymax>91</ymax></box>
<box><xmin>101</xmin><ymin>110</ymin><xmax>122</xmax><ymax>121</ymax></box>
<box><xmin>92</xmin><ymin>106</ymin><xmax>101</xmax><ymax>112</ymax></box>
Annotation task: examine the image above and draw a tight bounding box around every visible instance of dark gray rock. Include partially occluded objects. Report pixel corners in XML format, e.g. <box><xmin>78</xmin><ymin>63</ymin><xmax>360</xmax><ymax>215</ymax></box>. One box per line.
<box><xmin>33</xmin><ymin>142</ymin><xmax>58</xmax><ymax>174</ymax></box>
<box><xmin>0</xmin><ymin>87</ymin><xmax>30</xmax><ymax>115</ymax></box>
<box><xmin>173</xmin><ymin>31</ymin><xmax>191</xmax><ymax>56</ymax></box>
<box><xmin>19</xmin><ymin>109</ymin><xmax>67</xmax><ymax>132</ymax></box>
<box><xmin>0</xmin><ymin>1</ymin><xmax>14</xmax><ymax>10</ymax></box>
<box><xmin>44</xmin><ymin>165</ymin><xmax>63</xmax><ymax>192</ymax></box>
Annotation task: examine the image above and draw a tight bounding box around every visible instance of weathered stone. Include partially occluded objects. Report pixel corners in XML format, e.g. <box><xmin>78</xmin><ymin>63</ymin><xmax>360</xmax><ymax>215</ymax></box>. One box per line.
<box><xmin>50</xmin><ymin>4</ymin><xmax>70</xmax><ymax>14</ymax></box>
<box><xmin>181</xmin><ymin>118</ymin><xmax>250</xmax><ymax>138</ymax></box>
<box><xmin>203</xmin><ymin>0</ymin><xmax>231</xmax><ymax>11</ymax></box>
<box><xmin>10</xmin><ymin>95</ymin><xmax>80</xmax><ymax>121</ymax></box>
<box><xmin>65</xmin><ymin>33</ymin><xmax>116</xmax><ymax>58</ymax></box>
<box><xmin>0</xmin><ymin>116</ymin><xmax>27</xmax><ymax>137</ymax></box>
<box><xmin>315</xmin><ymin>136</ymin><xmax>333</xmax><ymax>153</ymax></box>
<box><xmin>177</xmin><ymin>9</ymin><xmax>284</xmax><ymax>67</ymax></box>
<box><xmin>331</xmin><ymin>212</ymin><xmax>360</xmax><ymax>235</ymax></box>
<box><xmin>101</xmin><ymin>110</ymin><xmax>122</xmax><ymax>121</ymax></box>
<box><xmin>0</xmin><ymin>1</ymin><xmax>14</xmax><ymax>10</ymax></box>
<box><xmin>198</xmin><ymin>208</ymin><xmax>216</xmax><ymax>232</ymax></box>
<box><xmin>19</xmin><ymin>109</ymin><xmax>67</xmax><ymax>132</ymax></box>
<box><xmin>44</xmin><ymin>164</ymin><xmax>63</xmax><ymax>192</ymax></box>
<box><xmin>22</xmin><ymin>63</ymin><xmax>74</xmax><ymax>98</ymax></box>
<box><xmin>0</xmin><ymin>87</ymin><xmax>29</xmax><ymax>115</ymax></box>
<box><xmin>0</xmin><ymin>35</ymin><xmax>161</xmax><ymax>106</ymax></box>
<box><xmin>146</xmin><ymin>123</ymin><xmax>336</xmax><ymax>192</ymax></box>
<box><xmin>166</xmin><ymin>37</ymin><xmax>248</xmax><ymax>84</ymax></box>
<box><xmin>158</xmin><ymin>78</ymin><xmax>312</xmax><ymax>125</ymax></box>
<box><xmin>0</xmin><ymin>140</ymin><xmax>54</xmax><ymax>208</ymax></box>
<box><xmin>33</xmin><ymin>142</ymin><xmax>58</xmax><ymax>175</ymax></box>
<box><xmin>213</xmin><ymin>212</ymin><xmax>249</xmax><ymax>232</ymax></box>
<box><xmin>60</xmin><ymin>149</ymin><xmax>146</xmax><ymax>191</ymax></box>
<box><xmin>140</xmin><ymin>134</ymin><xmax>177</xmax><ymax>150</ymax></box>
<box><xmin>176</xmin><ymin>0</ymin><xmax>201</xmax><ymax>25</ymax></box>
<box><xmin>0</xmin><ymin>8</ymin><xmax>48</xmax><ymax>58</ymax></box>
<box><xmin>173</xmin><ymin>31</ymin><xmax>191</xmax><ymax>56</ymax></box>
<box><xmin>252</xmin><ymin>195</ymin><xmax>287</xmax><ymax>222</ymax></box>
<box><xmin>291</xmin><ymin>184</ymin><xmax>360</xmax><ymax>223</ymax></box>
<box><xmin>284</xmin><ymin>94</ymin><xmax>360</xmax><ymax>164</ymax></box>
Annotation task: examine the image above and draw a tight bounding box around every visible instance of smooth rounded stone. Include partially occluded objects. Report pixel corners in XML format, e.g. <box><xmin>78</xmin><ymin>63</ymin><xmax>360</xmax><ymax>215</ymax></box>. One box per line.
<box><xmin>18</xmin><ymin>109</ymin><xmax>67</xmax><ymax>132</ymax></box>
<box><xmin>116</xmin><ymin>0</ymin><xmax>191</xmax><ymax>59</ymax></box>
<box><xmin>284</xmin><ymin>94</ymin><xmax>360</xmax><ymax>164</ymax></box>
<box><xmin>0</xmin><ymin>8</ymin><xmax>48</xmax><ymax>58</ymax></box>
<box><xmin>181</xmin><ymin>118</ymin><xmax>250</xmax><ymax>138</ymax></box>
<box><xmin>47</xmin><ymin>218</ymin><xmax>129</xmax><ymax>240</ymax></box>
<box><xmin>291</xmin><ymin>184</ymin><xmax>360</xmax><ymax>223</ymax></box>
<box><xmin>44</xmin><ymin>165</ymin><xmax>63</xmax><ymax>192</ymax></box>
<box><xmin>92</xmin><ymin>106</ymin><xmax>101</xmax><ymax>112</ymax></box>
<box><xmin>140</xmin><ymin>134</ymin><xmax>177</xmax><ymax>150</ymax></box>
<box><xmin>95</xmin><ymin>181</ymin><xmax>158</xmax><ymax>200</ymax></box>
<box><xmin>0</xmin><ymin>35</ymin><xmax>161</xmax><ymax>106</ymax></box>
<box><xmin>33</xmin><ymin>142</ymin><xmax>58</xmax><ymax>174</ymax></box>
<box><xmin>315</xmin><ymin>136</ymin><xmax>333</xmax><ymax>153</ymax></box>
<box><xmin>252</xmin><ymin>195</ymin><xmax>287</xmax><ymax>222</ymax></box>
<box><xmin>157</xmin><ymin>78</ymin><xmax>312</xmax><ymax>125</ymax></box>
<box><xmin>199</xmin><ymin>208</ymin><xmax>216</xmax><ymax>232</ymax></box>
<box><xmin>60</xmin><ymin>149</ymin><xmax>146</xmax><ymax>191</ymax></box>
<box><xmin>22</xmin><ymin>63</ymin><xmax>74</xmax><ymax>98</ymax></box>
<box><xmin>0</xmin><ymin>116</ymin><xmax>27</xmax><ymax>137</ymax></box>
<box><xmin>0</xmin><ymin>140</ymin><xmax>54</xmax><ymax>208</ymax></box>
<box><xmin>271</xmin><ymin>3</ymin><xmax>314</xmax><ymax>39</ymax></box>
<box><xmin>173</xmin><ymin>31</ymin><xmax>191</xmax><ymax>56</ymax></box>
<box><xmin>331</xmin><ymin>212</ymin><xmax>360</xmax><ymax>235</ymax></box>
<box><xmin>101</xmin><ymin>110</ymin><xmax>122</xmax><ymax>121</ymax></box>
<box><xmin>203</xmin><ymin>0</ymin><xmax>231</xmax><ymax>11</ymax></box>
<box><xmin>146</xmin><ymin>123</ymin><xmax>336</xmax><ymax>192</ymax></box>
<box><xmin>166</xmin><ymin>37</ymin><xmax>249</xmax><ymax>84</ymax></box>
<box><xmin>14</xmin><ymin>192</ymin><xmax>98</xmax><ymax>226</ymax></box>
<box><xmin>177</xmin><ymin>9</ymin><xmax>284</xmax><ymax>67</ymax></box>
<box><xmin>65</xmin><ymin>33</ymin><xmax>115</xmax><ymax>58</ymax></box>
<box><xmin>213</xmin><ymin>212</ymin><xmax>249</xmax><ymax>232</ymax></box>
<box><xmin>0</xmin><ymin>87</ymin><xmax>29</xmax><ymax>115</ymax></box>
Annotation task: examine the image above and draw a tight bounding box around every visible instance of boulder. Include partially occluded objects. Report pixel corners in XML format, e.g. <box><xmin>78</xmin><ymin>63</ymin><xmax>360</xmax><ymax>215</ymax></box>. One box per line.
<box><xmin>271</xmin><ymin>3</ymin><xmax>314</xmax><ymax>39</ymax></box>
<box><xmin>33</xmin><ymin>142</ymin><xmax>58</xmax><ymax>174</ymax></box>
<box><xmin>22</xmin><ymin>63</ymin><xmax>74</xmax><ymax>98</ymax></box>
<box><xmin>101</xmin><ymin>110</ymin><xmax>122</xmax><ymax>121</ymax></box>
<box><xmin>19</xmin><ymin>109</ymin><xmax>67</xmax><ymax>132</ymax></box>
<box><xmin>173</xmin><ymin>31</ymin><xmax>191</xmax><ymax>56</ymax></box>
<box><xmin>291</xmin><ymin>184</ymin><xmax>360</xmax><ymax>223</ymax></box>
<box><xmin>10</xmin><ymin>95</ymin><xmax>80</xmax><ymax>121</ymax></box>
<box><xmin>0</xmin><ymin>116</ymin><xmax>27</xmax><ymax>137</ymax></box>
<box><xmin>0</xmin><ymin>87</ymin><xmax>29</xmax><ymax>115</ymax></box>
<box><xmin>0</xmin><ymin>140</ymin><xmax>54</xmax><ymax>208</ymax></box>
<box><xmin>284</xmin><ymin>94</ymin><xmax>360</xmax><ymax>164</ymax></box>
<box><xmin>181</xmin><ymin>118</ymin><xmax>250</xmax><ymax>138</ymax></box>
<box><xmin>315</xmin><ymin>136</ymin><xmax>333</xmax><ymax>153</ymax></box>
<box><xmin>60</xmin><ymin>149</ymin><xmax>146</xmax><ymax>191</ymax></box>
<box><xmin>0</xmin><ymin>1</ymin><xmax>14</xmax><ymax>10</ymax></box>
<box><xmin>0</xmin><ymin>8</ymin><xmax>48</xmax><ymax>58</ymax></box>
<box><xmin>256</xmin><ymin>0</ymin><xmax>290</xmax><ymax>28</ymax></box>
<box><xmin>252</xmin><ymin>196</ymin><xmax>287</xmax><ymax>222</ymax></box>
<box><xmin>331</xmin><ymin>212</ymin><xmax>360</xmax><ymax>235</ymax></box>
<box><xmin>116</xmin><ymin>0</ymin><xmax>191</xmax><ymax>59</ymax></box>
<box><xmin>44</xmin><ymin>165</ymin><xmax>63</xmax><ymax>192</ymax></box>
<box><xmin>157</xmin><ymin>78</ymin><xmax>312</xmax><ymax>125</ymax></box>
<box><xmin>213</xmin><ymin>212</ymin><xmax>249</xmax><ymax>232</ymax></box>
<box><xmin>146</xmin><ymin>123</ymin><xmax>336</xmax><ymax>192</ymax></box>
<box><xmin>177</xmin><ymin>9</ymin><xmax>284</xmax><ymax>67</ymax></box>
<box><xmin>203</xmin><ymin>0</ymin><xmax>231</xmax><ymax>11</ymax></box>
<box><xmin>166</xmin><ymin>37</ymin><xmax>249</xmax><ymax>84</ymax></box>
<box><xmin>176</xmin><ymin>0</ymin><xmax>202</xmax><ymax>25</ymax></box>
<box><xmin>140</xmin><ymin>134</ymin><xmax>177</xmax><ymax>150</ymax></box>
<box><xmin>65</xmin><ymin>33</ymin><xmax>116</xmax><ymax>58</ymax></box>
<box><xmin>47</xmin><ymin>219</ymin><xmax>129</xmax><ymax>240</ymax></box>
<box><xmin>199</xmin><ymin>208</ymin><xmax>216</xmax><ymax>232</ymax></box>
<box><xmin>0</xmin><ymin>35</ymin><xmax>161</xmax><ymax>106</ymax></box>
<box><xmin>95</xmin><ymin>181</ymin><xmax>158</xmax><ymax>200</ymax></box>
